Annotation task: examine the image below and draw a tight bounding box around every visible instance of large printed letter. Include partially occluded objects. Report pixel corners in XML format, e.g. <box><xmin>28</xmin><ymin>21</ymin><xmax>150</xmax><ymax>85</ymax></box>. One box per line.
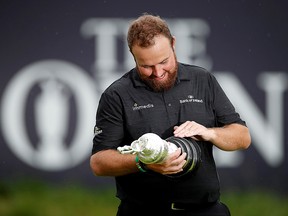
<box><xmin>215</xmin><ymin>72</ymin><xmax>287</xmax><ymax>167</ymax></box>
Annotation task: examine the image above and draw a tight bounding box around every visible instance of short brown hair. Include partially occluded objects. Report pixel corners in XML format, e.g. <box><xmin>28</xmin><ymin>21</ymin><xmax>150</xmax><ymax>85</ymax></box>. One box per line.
<box><xmin>127</xmin><ymin>14</ymin><xmax>173</xmax><ymax>51</ymax></box>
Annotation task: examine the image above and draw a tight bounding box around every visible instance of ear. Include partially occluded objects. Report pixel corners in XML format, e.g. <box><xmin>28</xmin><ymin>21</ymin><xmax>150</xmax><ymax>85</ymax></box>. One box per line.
<box><xmin>171</xmin><ymin>36</ymin><xmax>176</xmax><ymax>51</ymax></box>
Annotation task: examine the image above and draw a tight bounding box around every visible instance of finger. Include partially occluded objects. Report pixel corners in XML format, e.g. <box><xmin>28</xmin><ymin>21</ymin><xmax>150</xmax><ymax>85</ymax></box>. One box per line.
<box><xmin>178</xmin><ymin>158</ymin><xmax>187</xmax><ymax>168</ymax></box>
<box><xmin>163</xmin><ymin>159</ymin><xmax>186</xmax><ymax>175</ymax></box>
<box><xmin>168</xmin><ymin>148</ymin><xmax>182</xmax><ymax>160</ymax></box>
<box><xmin>174</xmin><ymin>121</ymin><xmax>190</xmax><ymax>133</ymax></box>
<box><xmin>172</xmin><ymin>152</ymin><xmax>187</xmax><ymax>166</ymax></box>
<box><xmin>177</xmin><ymin>122</ymin><xmax>201</xmax><ymax>137</ymax></box>
<box><xmin>174</xmin><ymin>127</ymin><xmax>189</xmax><ymax>137</ymax></box>
<box><xmin>174</xmin><ymin>121</ymin><xmax>198</xmax><ymax>137</ymax></box>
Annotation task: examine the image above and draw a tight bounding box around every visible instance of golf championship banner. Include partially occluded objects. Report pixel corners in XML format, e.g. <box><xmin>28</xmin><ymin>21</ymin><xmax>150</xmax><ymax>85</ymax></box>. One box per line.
<box><xmin>0</xmin><ymin>1</ymin><xmax>287</xmax><ymax>193</ymax></box>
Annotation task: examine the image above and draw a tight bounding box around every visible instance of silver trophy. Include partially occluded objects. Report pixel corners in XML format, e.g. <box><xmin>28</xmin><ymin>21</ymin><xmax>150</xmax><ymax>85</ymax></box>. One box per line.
<box><xmin>117</xmin><ymin>133</ymin><xmax>201</xmax><ymax>178</ymax></box>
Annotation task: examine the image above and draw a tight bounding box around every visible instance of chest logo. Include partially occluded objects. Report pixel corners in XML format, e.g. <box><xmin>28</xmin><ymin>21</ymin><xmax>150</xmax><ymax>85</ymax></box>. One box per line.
<box><xmin>132</xmin><ymin>103</ymin><xmax>154</xmax><ymax>111</ymax></box>
<box><xmin>179</xmin><ymin>95</ymin><xmax>203</xmax><ymax>104</ymax></box>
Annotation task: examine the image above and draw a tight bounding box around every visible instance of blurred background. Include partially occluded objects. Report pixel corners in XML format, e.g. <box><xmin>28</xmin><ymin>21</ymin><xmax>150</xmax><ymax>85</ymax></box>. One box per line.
<box><xmin>0</xmin><ymin>0</ymin><xmax>287</xmax><ymax>215</ymax></box>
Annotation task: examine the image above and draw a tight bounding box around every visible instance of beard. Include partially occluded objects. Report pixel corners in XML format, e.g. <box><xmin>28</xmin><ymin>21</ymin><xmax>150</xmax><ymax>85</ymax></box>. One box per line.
<box><xmin>138</xmin><ymin>54</ymin><xmax>178</xmax><ymax>92</ymax></box>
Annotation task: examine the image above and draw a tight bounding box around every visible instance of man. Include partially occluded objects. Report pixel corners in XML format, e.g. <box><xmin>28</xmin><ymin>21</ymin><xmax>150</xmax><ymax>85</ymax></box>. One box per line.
<box><xmin>90</xmin><ymin>14</ymin><xmax>251</xmax><ymax>216</ymax></box>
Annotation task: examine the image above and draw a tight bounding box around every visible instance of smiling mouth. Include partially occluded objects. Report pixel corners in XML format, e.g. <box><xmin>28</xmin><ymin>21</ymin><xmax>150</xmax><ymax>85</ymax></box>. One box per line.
<box><xmin>153</xmin><ymin>73</ymin><xmax>166</xmax><ymax>80</ymax></box>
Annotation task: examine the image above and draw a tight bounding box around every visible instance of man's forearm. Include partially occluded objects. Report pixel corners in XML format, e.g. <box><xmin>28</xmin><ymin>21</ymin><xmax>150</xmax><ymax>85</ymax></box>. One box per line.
<box><xmin>90</xmin><ymin>149</ymin><xmax>138</xmax><ymax>176</ymax></box>
<box><xmin>208</xmin><ymin>123</ymin><xmax>251</xmax><ymax>151</ymax></box>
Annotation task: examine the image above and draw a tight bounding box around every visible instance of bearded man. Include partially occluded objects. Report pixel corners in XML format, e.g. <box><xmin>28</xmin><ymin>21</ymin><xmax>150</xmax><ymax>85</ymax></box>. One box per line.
<box><xmin>90</xmin><ymin>13</ymin><xmax>251</xmax><ymax>216</ymax></box>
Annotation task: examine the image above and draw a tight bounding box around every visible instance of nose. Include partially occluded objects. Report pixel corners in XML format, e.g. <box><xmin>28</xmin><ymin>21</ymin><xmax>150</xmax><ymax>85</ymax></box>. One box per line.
<box><xmin>152</xmin><ymin>64</ymin><xmax>163</xmax><ymax>77</ymax></box>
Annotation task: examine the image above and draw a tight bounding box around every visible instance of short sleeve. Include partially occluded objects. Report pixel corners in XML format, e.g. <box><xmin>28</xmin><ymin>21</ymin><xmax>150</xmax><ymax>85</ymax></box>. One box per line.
<box><xmin>92</xmin><ymin>90</ymin><xmax>124</xmax><ymax>154</ymax></box>
<box><xmin>210</xmin><ymin>74</ymin><xmax>246</xmax><ymax>127</ymax></box>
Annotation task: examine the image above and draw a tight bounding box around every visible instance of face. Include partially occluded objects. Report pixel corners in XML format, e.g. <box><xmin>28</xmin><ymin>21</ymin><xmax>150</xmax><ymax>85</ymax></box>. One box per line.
<box><xmin>131</xmin><ymin>35</ymin><xmax>178</xmax><ymax>92</ymax></box>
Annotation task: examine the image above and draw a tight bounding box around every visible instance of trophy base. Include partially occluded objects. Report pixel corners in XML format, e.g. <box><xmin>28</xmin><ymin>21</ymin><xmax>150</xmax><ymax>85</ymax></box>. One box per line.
<box><xmin>165</xmin><ymin>136</ymin><xmax>201</xmax><ymax>178</ymax></box>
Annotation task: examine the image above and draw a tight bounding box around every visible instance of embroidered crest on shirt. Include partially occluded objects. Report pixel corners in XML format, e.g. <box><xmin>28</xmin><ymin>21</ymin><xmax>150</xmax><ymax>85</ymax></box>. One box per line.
<box><xmin>179</xmin><ymin>95</ymin><xmax>203</xmax><ymax>104</ymax></box>
<box><xmin>132</xmin><ymin>103</ymin><xmax>154</xmax><ymax>111</ymax></box>
<box><xmin>94</xmin><ymin>126</ymin><xmax>103</xmax><ymax>136</ymax></box>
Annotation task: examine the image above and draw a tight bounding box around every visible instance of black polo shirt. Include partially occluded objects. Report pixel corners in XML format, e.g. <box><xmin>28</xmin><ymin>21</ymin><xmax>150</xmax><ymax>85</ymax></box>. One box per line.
<box><xmin>92</xmin><ymin>63</ymin><xmax>246</xmax><ymax>203</ymax></box>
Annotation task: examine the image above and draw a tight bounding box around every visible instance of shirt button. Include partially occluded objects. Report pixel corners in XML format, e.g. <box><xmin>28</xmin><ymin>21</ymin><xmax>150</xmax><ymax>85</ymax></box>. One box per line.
<box><xmin>168</xmin><ymin>103</ymin><xmax>171</xmax><ymax>106</ymax></box>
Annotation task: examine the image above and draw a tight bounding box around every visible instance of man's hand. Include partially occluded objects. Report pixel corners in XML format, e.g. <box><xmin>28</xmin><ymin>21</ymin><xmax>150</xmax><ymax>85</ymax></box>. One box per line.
<box><xmin>145</xmin><ymin>148</ymin><xmax>187</xmax><ymax>175</ymax></box>
<box><xmin>173</xmin><ymin>121</ymin><xmax>251</xmax><ymax>151</ymax></box>
<box><xmin>173</xmin><ymin>121</ymin><xmax>212</xmax><ymax>141</ymax></box>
